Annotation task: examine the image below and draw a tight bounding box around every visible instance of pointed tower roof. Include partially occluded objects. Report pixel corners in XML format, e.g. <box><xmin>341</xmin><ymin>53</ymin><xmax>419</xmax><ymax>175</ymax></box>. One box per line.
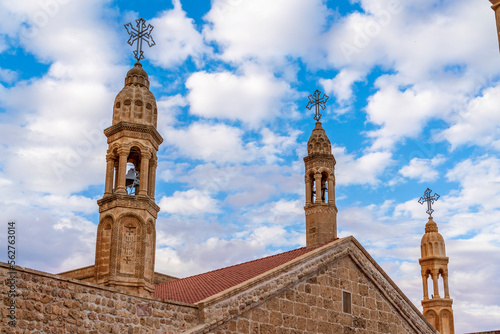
<box><xmin>125</xmin><ymin>62</ymin><xmax>150</xmax><ymax>88</ymax></box>
<box><xmin>420</xmin><ymin>217</ymin><xmax>446</xmax><ymax>258</ymax></box>
<box><xmin>307</xmin><ymin>122</ymin><xmax>332</xmax><ymax>156</ymax></box>
<box><xmin>112</xmin><ymin>62</ymin><xmax>158</xmax><ymax>128</ymax></box>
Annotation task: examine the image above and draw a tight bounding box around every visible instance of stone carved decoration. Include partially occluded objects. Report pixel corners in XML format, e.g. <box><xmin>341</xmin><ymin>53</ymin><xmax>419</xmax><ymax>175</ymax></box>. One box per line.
<box><xmin>304</xmin><ymin>206</ymin><xmax>337</xmax><ymax>216</ymax></box>
<box><xmin>118</xmin><ymin>216</ymin><xmax>140</xmax><ymax>276</ymax></box>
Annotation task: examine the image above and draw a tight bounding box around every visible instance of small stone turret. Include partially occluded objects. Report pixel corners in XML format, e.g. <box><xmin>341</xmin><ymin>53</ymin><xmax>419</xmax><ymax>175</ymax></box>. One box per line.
<box><xmin>303</xmin><ymin>122</ymin><xmax>337</xmax><ymax>248</ymax></box>
<box><xmin>419</xmin><ymin>217</ymin><xmax>454</xmax><ymax>334</ymax></box>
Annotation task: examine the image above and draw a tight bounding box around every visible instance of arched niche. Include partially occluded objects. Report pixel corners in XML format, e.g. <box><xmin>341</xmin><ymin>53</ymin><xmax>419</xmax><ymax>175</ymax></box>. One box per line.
<box><xmin>96</xmin><ymin>216</ymin><xmax>114</xmax><ymax>280</ymax></box>
<box><xmin>116</xmin><ymin>214</ymin><xmax>143</xmax><ymax>276</ymax></box>
<box><xmin>424</xmin><ymin>310</ymin><xmax>438</xmax><ymax>329</ymax></box>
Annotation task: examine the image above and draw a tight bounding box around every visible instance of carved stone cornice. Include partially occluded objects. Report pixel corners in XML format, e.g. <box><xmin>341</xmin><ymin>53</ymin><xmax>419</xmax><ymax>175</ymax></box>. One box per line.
<box><xmin>419</xmin><ymin>257</ymin><xmax>449</xmax><ymax>266</ymax></box>
<box><xmin>303</xmin><ymin>154</ymin><xmax>336</xmax><ymax>164</ymax></box>
<box><xmin>104</xmin><ymin>121</ymin><xmax>163</xmax><ymax>146</ymax></box>
<box><xmin>97</xmin><ymin>194</ymin><xmax>160</xmax><ymax>218</ymax></box>
<box><xmin>422</xmin><ymin>298</ymin><xmax>453</xmax><ymax>308</ymax></box>
<box><xmin>304</xmin><ymin>204</ymin><xmax>338</xmax><ymax>215</ymax></box>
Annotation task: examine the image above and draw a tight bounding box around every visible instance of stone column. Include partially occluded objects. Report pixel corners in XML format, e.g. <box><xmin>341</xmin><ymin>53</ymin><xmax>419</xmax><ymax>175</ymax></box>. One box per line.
<box><xmin>422</xmin><ymin>274</ymin><xmax>429</xmax><ymax>300</ymax></box>
<box><xmin>104</xmin><ymin>155</ymin><xmax>114</xmax><ymax>196</ymax></box>
<box><xmin>328</xmin><ymin>174</ymin><xmax>335</xmax><ymax>205</ymax></box>
<box><xmin>115</xmin><ymin>148</ymin><xmax>129</xmax><ymax>194</ymax></box>
<box><xmin>113</xmin><ymin>162</ymin><xmax>119</xmax><ymax>192</ymax></box>
<box><xmin>138</xmin><ymin>151</ymin><xmax>151</xmax><ymax>196</ymax></box>
<box><xmin>432</xmin><ymin>270</ymin><xmax>440</xmax><ymax>298</ymax></box>
<box><xmin>148</xmin><ymin>157</ymin><xmax>157</xmax><ymax>199</ymax></box>
<box><xmin>443</xmin><ymin>273</ymin><xmax>450</xmax><ymax>298</ymax></box>
<box><xmin>314</xmin><ymin>173</ymin><xmax>322</xmax><ymax>204</ymax></box>
<box><xmin>305</xmin><ymin>176</ymin><xmax>311</xmax><ymax>205</ymax></box>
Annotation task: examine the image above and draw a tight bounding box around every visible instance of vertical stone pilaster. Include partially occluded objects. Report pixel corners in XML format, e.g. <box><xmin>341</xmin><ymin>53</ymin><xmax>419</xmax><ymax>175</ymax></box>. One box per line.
<box><xmin>115</xmin><ymin>148</ymin><xmax>128</xmax><ymax>194</ymax></box>
<box><xmin>314</xmin><ymin>173</ymin><xmax>322</xmax><ymax>204</ymax></box>
<box><xmin>139</xmin><ymin>151</ymin><xmax>151</xmax><ymax>196</ymax></box>
<box><xmin>104</xmin><ymin>155</ymin><xmax>115</xmax><ymax>196</ymax></box>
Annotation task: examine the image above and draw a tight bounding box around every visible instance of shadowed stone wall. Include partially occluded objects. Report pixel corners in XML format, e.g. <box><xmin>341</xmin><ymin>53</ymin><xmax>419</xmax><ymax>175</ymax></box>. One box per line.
<box><xmin>208</xmin><ymin>256</ymin><xmax>421</xmax><ymax>334</ymax></box>
<box><xmin>1</xmin><ymin>263</ymin><xmax>198</xmax><ymax>334</ymax></box>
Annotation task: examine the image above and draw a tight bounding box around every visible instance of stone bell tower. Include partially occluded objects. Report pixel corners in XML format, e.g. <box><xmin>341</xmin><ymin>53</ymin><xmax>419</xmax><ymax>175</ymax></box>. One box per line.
<box><xmin>418</xmin><ymin>189</ymin><xmax>454</xmax><ymax>334</ymax></box>
<box><xmin>94</xmin><ymin>61</ymin><xmax>162</xmax><ymax>296</ymax></box>
<box><xmin>303</xmin><ymin>90</ymin><xmax>337</xmax><ymax>248</ymax></box>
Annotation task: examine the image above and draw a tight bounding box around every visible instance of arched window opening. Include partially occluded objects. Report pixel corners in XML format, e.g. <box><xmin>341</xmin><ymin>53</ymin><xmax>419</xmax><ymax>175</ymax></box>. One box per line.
<box><xmin>439</xmin><ymin>269</ymin><xmax>446</xmax><ymax>298</ymax></box>
<box><xmin>125</xmin><ymin>162</ymin><xmax>139</xmax><ymax>195</ymax></box>
<box><xmin>125</xmin><ymin>148</ymin><xmax>142</xmax><ymax>195</ymax></box>
<box><xmin>321</xmin><ymin>172</ymin><xmax>328</xmax><ymax>203</ymax></box>
<box><xmin>426</xmin><ymin>272</ymin><xmax>432</xmax><ymax>298</ymax></box>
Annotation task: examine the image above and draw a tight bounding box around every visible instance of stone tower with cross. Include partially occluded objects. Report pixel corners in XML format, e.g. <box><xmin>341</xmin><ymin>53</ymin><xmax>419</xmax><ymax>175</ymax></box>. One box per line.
<box><xmin>418</xmin><ymin>189</ymin><xmax>454</xmax><ymax>334</ymax></box>
<box><xmin>303</xmin><ymin>91</ymin><xmax>338</xmax><ymax>247</ymax></box>
<box><xmin>94</xmin><ymin>61</ymin><xmax>162</xmax><ymax>296</ymax></box>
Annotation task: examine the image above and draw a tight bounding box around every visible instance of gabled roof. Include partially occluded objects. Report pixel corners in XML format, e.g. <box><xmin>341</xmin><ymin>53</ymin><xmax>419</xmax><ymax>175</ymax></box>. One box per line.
<box><xmin>154</xmin><ymin>245</ymin><xmax>320</xmax><ymax>304</ymax></box>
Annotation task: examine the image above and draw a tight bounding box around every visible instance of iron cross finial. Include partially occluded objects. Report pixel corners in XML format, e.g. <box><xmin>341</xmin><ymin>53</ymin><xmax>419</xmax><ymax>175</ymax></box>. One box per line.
<box><xmin>418</xmin><ymin>188</ymin><xmax>440</xmax><ymax>217</ymax></box>
<box><xmin>125</xmin><ymin>18</ymin><xmax>156</xmax><ymax>61</ymax></box>
<box><xmin>306</xmin><ymin>89</ymin><xmax>329</xmax><ymax>122</ymax></box>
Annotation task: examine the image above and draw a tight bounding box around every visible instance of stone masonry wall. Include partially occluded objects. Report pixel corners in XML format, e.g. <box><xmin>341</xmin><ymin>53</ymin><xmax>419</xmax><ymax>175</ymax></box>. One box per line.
<box><xmin>189</xmin><ymin>238</ymin><xmax>435</xmax><ymax>334</ymax></box>
<box><xmin>0</xmin><ymin>263</ymin><xmax>199</xmax><ymax>334</ymax></box>
<box><xmin>209</xmin><ymin>256</ymin><xmax>417</xmax><ymax>334</ymax></box>
<box><xmin>58</xmin><ymin>266</ymin><xmax>95</xmax><ymax>283</ymax></box>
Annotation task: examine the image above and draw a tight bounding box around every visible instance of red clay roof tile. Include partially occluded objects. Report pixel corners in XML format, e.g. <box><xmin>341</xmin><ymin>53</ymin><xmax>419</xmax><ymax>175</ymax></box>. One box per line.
<box><xmin>154</xmin><ymin>246</ymin><xmax>319</xmax><ymax>304</ymax></box>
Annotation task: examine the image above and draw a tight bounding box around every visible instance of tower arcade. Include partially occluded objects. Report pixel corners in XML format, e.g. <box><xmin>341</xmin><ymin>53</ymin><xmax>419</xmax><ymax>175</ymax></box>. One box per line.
<box><xmin>94</xmin><ymin>62</ymin><xmax>162</xmax><ymax>296</ymax></box>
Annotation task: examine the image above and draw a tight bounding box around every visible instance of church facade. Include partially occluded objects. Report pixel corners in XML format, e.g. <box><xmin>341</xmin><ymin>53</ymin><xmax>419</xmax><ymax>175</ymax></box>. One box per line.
<box><xmin>0</xmin><ymin>61</ymin><xmax>440</xmax><ymax>333</ymax></box>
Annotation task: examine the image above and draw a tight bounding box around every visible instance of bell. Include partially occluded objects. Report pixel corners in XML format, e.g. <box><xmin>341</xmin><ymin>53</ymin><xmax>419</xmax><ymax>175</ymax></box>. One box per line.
<box><xmin>125</xmin><ymin>168</ymin><xmax>140</xmax><ymax>194</ymax></box>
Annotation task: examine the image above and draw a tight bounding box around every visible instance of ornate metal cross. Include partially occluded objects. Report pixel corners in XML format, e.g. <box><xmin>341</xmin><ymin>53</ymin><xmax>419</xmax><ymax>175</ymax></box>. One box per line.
<box><xmin>418</xmin><ymin>188</ymin><xmax>440</xmax><ymax>217</ymax></box>
<box><xmin>125</xmin><ymin>18</ymin><xmax>156</xmax><ymax>61</ymax></box>
<box><xmin>306</xmin><ymin>89</ymin><xmax>329</xmax><ymax>121</ymax></box>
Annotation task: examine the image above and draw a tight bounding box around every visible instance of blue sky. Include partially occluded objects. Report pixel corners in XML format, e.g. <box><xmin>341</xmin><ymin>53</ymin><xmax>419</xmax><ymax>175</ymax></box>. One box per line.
<box><xmin>1</xmin><ymin>0</ymin><xmax>500</xmax><ymax>332</ymax></box>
